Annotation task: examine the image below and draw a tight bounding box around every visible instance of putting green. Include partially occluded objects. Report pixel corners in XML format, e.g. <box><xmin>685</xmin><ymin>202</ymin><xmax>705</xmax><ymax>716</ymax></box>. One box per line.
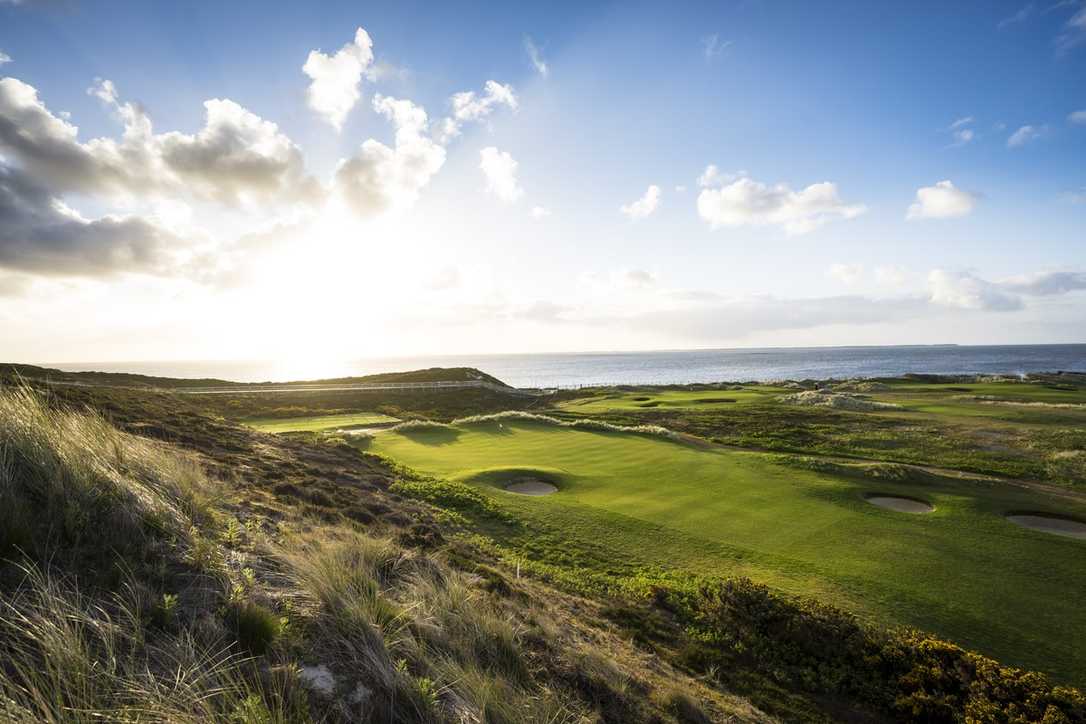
<box><xmin>372</xmin><ymin>418</ymin><xmax>1086</xmax><ymax>685</ymax></box>
<box><xmin>244</xmin><ymin>412</ymin><xmax>399</xmax><ymax>433</ymax></box>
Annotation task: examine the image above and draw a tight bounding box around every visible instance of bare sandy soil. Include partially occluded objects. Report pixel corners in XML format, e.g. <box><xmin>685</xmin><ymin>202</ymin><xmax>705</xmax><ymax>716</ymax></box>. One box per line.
<box><xmin>866</xmin><ymin>495</ymin><xmax>934</xmax><ymax>513</ymax></box>
<box><xmin>504</xmin><ymin>480</ymin><xmax>558</xmax><ymax>496</ymax></box>
<box><xmin>1006</xmin><ymin>514</ymin><xmax>1086</xmax><ymax>539</ymax></box>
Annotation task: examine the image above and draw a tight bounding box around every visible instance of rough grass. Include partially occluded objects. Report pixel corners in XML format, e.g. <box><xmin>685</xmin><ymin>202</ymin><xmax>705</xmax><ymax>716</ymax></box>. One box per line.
<box><xmin>0</xmin><ymin>383</ymin><xmax>218</xmax><ymax>573</ymax></box>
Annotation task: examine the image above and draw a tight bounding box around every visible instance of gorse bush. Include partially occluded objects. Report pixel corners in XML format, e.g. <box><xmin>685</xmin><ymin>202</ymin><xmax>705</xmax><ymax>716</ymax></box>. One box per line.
<box><xmin>666</xmin><ymin>578</ymin><xmax>1086</xmax><ymax>724</ymax></box>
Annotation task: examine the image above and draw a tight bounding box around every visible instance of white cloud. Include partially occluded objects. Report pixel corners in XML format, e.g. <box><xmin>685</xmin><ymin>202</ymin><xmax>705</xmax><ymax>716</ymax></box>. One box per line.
<box><xmin>675</xmin><ymin>185</ymin><xmax>687</xmax><ymax>193</ymax></box>
<box><xmin>0</xmin><ymin>76</ymin><xmax>319</xmax><ymax>207</ymax></box>
<box><xmin>1056</xmin><ymin>6</ymin><xmax>1086</xmax><ymax>53</ymax></box>
<box><xmin>828</xmin><ymin>263</ymin><xmax>864</xmax><ymax>286</ymax></box>
<box><xmin>582</xmin><ymin>268</ymin><xmax>657</xmax><ymax>294</ymax></box>
<box><xmin>620</xmin><ymin>185</ymin><xmax>661</xmax><ymax>220</ymax></box>
<box><xmin>479</xmin><ymin>146</ymin><xmax>523</xmax><ymax>203</ymax></box>
<box><xmin>928</xmin><ymin>270</ymin><xmax>1022</xmax><ymax>311</ymax></box>
<box><xmin>1007</xmin><ymin>124</ymin><xmax>1045</xmax><ymax>148</ymax></box>
<box><xmin>302</xmin><ymin>27</ymin><xmax>374</xmax><ymax>131</ymax></box>
<box><xmin>1069</xmin><ymin>110</ymin><xmax>1086</xmax><ymax>125</ymax></box>
<box><xmin>701</xmin><ymin>34</ymin><xmax>732</xmax><ymax>61</ymax></box>
<box><xmin>530</xmin><ymin>205</ymin><xmax>551</xmax><ymax>220</ymax></box>
<box><xmin>906</xmin><ymin>180</ymin><xmax>977</xmax><ymax>220</ymax></box>
<box><xmin>999</xmin><ymin>270</ymin><xmax>1086</xmax><ymax>296</ymax></box>
<box><xmin>998</xmin><ymin>4</ymin><xmax>1035</xmax><ymax>29</ymax></box>
<box><xmin>949</xmin><ymin>116</ymin><xmax>974</xmax><ymax>129</ymax></box>
<box><xmin>334</xmin><ymin>94</ymin><xmax>446</xmax><ymax>216</ymax></box>
<box><xmin>697</xmin><ymin>165</ymin><xmax>746</xmax><ymax>189</ymax></box>
<box><xmin>874</xmin><ymin>265</ymin><xmax>907</xmax><ymax>287</ymax></box>
<box><xmin>0</xmin><ymin>162</ymin><xmax>184</xmax><ymax>277</ymax></box>
<box><xmin>434</xmin><ymin>80</ymin><xmax>517</xmax><ymax>143</ymax></box>
<box><xmin>0</xmin><ymin>51</ymin><xmax>11</xmax><ymax>65</ymax></box>
<box><xmin>524</xmin><ymin>36</ymin><xmax>548</xmax><ymax>77</ymax></box>
<box><xmin>697</xmin><ymin>172</ymin><xmax>866</xmax><ymax>234</ymax></box>
<box><xmin>952</xmin><ymin>128</ymin><xmax>975</xmax><ymax>146</ymax></box>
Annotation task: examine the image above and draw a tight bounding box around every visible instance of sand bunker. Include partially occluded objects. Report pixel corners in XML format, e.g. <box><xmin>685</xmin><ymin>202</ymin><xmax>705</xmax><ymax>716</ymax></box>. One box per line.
<box><xmin>504</xmin><ymin>479</ymin><xmax>558</xmax><ymax>496</ymax></box>
<box><xmin>1006</xmin><ymin>514</ymin><xmax>1086</xmax><ymax>540</ymax></box>
<box><xmin>866</xmin><ymin>495</ymin><xmax>934</xmax><ymax>514</ymax></box>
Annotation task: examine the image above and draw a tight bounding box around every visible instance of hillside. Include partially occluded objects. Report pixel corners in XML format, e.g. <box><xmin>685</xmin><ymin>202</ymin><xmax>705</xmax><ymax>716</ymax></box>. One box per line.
<box><xmin>0</xmin><ymin>364</ymin><xmax>511</xmax><ymax>390</ymax></box>
<box><xmin>1</xmin><ymin>377</ymin><xmax>1084</xmax><ymax>722</ymax></box>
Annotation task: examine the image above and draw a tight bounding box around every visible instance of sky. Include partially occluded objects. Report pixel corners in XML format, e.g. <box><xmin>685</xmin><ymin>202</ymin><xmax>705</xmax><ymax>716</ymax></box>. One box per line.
<box><xmin>1</xmin><ymin>0</ymin><xmax>1085</xmax><ymax>370</ymax></box>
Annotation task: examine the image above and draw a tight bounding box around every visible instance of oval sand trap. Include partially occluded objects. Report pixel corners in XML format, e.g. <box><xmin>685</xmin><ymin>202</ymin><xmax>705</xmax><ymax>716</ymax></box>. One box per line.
<box><xmin>866</xmin><ymin>495</ymin><xmax>934</xmax><ymax>514</ymax></box>
<box><xmin>1006</xmin><ymin>514</ymin><xmax>1086</xmax><ymax>540</ymax></box>
<box><xmin>504</xmin><ymin>480</ymin><xmax>558</xmax><ymax>496</ymax></box>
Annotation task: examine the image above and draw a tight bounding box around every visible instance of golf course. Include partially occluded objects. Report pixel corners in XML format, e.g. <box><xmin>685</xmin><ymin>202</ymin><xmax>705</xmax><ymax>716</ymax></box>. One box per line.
<box><xmin>369</xmin><ymin>392</ymin><xmax>1086</xmax><ymax>686</ymax></box>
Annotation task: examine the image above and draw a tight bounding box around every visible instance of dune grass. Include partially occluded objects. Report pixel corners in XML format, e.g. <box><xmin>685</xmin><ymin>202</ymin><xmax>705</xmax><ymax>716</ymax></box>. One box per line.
<box><xmin>244</xmin><ymin>412</ymin><xmax>400</xmax><ymax>433</ymax></box>
<box><xmin>370</xmin><ymin>417</ymin><xmax>1086</xmax><ymax>686</ymax></box>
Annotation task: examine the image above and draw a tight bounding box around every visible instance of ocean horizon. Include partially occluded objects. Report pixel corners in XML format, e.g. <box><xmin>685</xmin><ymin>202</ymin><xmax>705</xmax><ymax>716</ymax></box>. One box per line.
<box><xmin>41</xmin><ymin>343</ymin><xmax>1086</xmax><ymax>388</ymax></box>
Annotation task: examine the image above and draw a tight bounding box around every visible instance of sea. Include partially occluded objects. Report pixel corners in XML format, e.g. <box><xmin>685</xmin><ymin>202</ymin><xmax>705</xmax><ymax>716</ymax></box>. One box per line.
<box><xmin>44</xmin><ymin>344</ymin><xmax>1086</xmax><ymax>389</ymax></box>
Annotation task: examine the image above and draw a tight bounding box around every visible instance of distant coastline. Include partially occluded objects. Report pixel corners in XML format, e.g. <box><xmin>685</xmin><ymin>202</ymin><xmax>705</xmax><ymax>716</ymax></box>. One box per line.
<box><xmin>37</xmin><ymin>343</ymin><xmax>1086</xmax><ymax>389</ymax></box>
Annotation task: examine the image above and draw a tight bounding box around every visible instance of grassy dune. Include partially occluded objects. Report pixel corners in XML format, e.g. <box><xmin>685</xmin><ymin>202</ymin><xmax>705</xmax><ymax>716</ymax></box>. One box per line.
<box><xmin>370</xmin><ymin>418</ymin><xmax>1086</xmax><ymax>685</ymax></box>
<box><xmin>244</xmin><ymin>411</ymin><xmax>400</xmax><ymax>433</ymax></box>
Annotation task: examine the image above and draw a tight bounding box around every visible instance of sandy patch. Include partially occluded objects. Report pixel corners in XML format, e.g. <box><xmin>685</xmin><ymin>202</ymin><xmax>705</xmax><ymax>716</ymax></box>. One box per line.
<box><xmin>1006</xmin><ymin>514</ymin><xmax>1086</xmax><ymax>540</ymax></box>
<box><xmin>866</xmin><ymin>495</ymin><xmax>934</xmax><ymax>514</ymax></box>
<box><xmin>504</xmin><ymin>479</ymin><xmax>558</xmax><ymax>496</ymax></box>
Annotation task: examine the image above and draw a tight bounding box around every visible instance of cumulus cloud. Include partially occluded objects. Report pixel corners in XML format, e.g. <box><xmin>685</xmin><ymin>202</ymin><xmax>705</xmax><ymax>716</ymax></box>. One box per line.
<box><xmin>1069</xmin><ymin>110</ymin><xmax>1086</xmax><ymax>125</ymax></box>
<box><xmin>433</xmin><ymin>81</ymin><xmax>518</xmax><ymax>143</ymax></box>
<box><xmin>620</xmin><ymin>185</ymin><xmax>660</xmax><ymax>220</ymax></box>
<box><xmin>302</xmin><ymin>27</ymin><xmax>374</xmax><ymax>130</ymax></box>
<box><xmin>928</xmin><ymin>270</ymin><xmax>1022</xmax><ymax>311</ymax></box>
<box><xmin>1007</xmin><ymin>124</ymin><xmax>1045</xmax><ymax>148</ymax></box>
<box><xmin>524</xmin><ymin>36</ymin><xmax>548</xmax><ymax>77</ymax></box>
<box><xmin>479</xmin><ymin>146</ymin><xmax>523</xmax><ymax>203</ymax></box>
<box><xmin>828</xmin><ymin>263</ymin><xmax>864</xmax><ymax>285</ymax></box>
<box><xmin>696</xmin><ymin>171</ymin><xmax>866</xmax><ymax>234</ymax></box>
<box><xmin>0</xmin><ymin>162</ymin><xmax>182</xmax><ymax>277</ymax></box>
<box><xmin>334</xmin><ymin>94</ymin><xmax>446</xmax><ymax>216</ymax></box>
<box><xmin>530</xmin><ymin>205</ymin><xmax>551</xmax><ymax>220</ymax></box>
<box><xmin>0</xmin><ymin>51</ymin><xmax>11</xmax><ymax>65</ymax></box>
<box><xmin>0</xmin><ymin>77</ymin><xmax>318</xmax><ymax>207</ymax></box>
<box><xmin>906</xmin><ymin>180</ymin><xmax>976</xmax><ymax>220</ymax></box>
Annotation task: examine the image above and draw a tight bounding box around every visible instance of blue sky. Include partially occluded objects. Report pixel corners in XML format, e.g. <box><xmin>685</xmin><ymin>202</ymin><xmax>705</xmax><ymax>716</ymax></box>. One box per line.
<box><xmin>1</xmin><ymin>0</ymin><xmax>1084</xmax><ymax>366</ymax></box>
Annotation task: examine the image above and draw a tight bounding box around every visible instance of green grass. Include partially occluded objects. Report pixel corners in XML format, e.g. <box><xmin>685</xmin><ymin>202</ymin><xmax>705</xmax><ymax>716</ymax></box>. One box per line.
<box><xmin>243</xmin><ymin>411</ymin><xmax>399</xmax><ymax>433</ymax></box>
<box><xmin>371</xmin><ymin>418</ymin><xmax>1086</xmax><ymax>686</ymax></box>
<box><xmin>557</xmin><ymin>386</ymin><xmax>786</xmax><ymax>414</ymax></box>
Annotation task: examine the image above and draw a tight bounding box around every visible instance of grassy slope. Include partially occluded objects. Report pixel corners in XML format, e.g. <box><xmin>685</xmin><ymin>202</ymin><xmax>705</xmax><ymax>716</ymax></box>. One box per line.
<box><xmin>244</xmin><ymin>412</ymin><xmax>400</xmax><ymax>433</ymax></box>
<box><xmin>0</xmin><ymin>385</ymin><xmax>760</xmax><ymax>724</ymax></box>
<box><xmin>370</xmin><ymin>419</ymin><xmax>1086</xmax><ymax>685</ymax></box>
<box><xmin>0</xmin><ymin>363</ymin><xmax>510</xmax><ymax>389</ymax></box>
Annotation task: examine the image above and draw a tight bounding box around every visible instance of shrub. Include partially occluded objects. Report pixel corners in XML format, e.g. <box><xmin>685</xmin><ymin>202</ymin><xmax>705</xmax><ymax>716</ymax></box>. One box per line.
<box><xmin>227</xmin><ymin>600</ymin><xmax>282</xmax><ymax>655</ymax></box>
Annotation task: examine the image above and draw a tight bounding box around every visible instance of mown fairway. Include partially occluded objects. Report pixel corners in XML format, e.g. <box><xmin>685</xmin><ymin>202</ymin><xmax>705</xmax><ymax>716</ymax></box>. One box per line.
<box><xmin>371</xmin><ymin>418</ymin><xmax>1086</xmax><ymax>685</ymax></box>
<box><xmin>244</xmin><ymin>412</ymin><xmax>399</xmax><ymax>433</ymax></box>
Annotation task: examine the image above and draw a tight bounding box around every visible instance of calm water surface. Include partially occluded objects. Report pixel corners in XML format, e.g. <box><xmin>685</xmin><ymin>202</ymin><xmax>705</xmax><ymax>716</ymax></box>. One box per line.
<box><xmin>46</xmin><ymin>344</ymin><xmax>1086</xmax><ymax>388</ymax></box>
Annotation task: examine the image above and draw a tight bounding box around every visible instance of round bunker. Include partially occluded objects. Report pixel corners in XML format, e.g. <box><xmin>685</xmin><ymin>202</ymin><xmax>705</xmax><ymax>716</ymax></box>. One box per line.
<box><xmin>865</xmin><ymin>495</ymin><xmax>934</xmax><ymax>514</ymax></box>
<box><xmin>504</xmin><ymin>479</ymin><xmax>558</xmax><ymax>496</ymax></box>
<box><xmin>1006</xmin><ymin>514</ymin><xmax>1086</xmax><ymax>540</ymax></box>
